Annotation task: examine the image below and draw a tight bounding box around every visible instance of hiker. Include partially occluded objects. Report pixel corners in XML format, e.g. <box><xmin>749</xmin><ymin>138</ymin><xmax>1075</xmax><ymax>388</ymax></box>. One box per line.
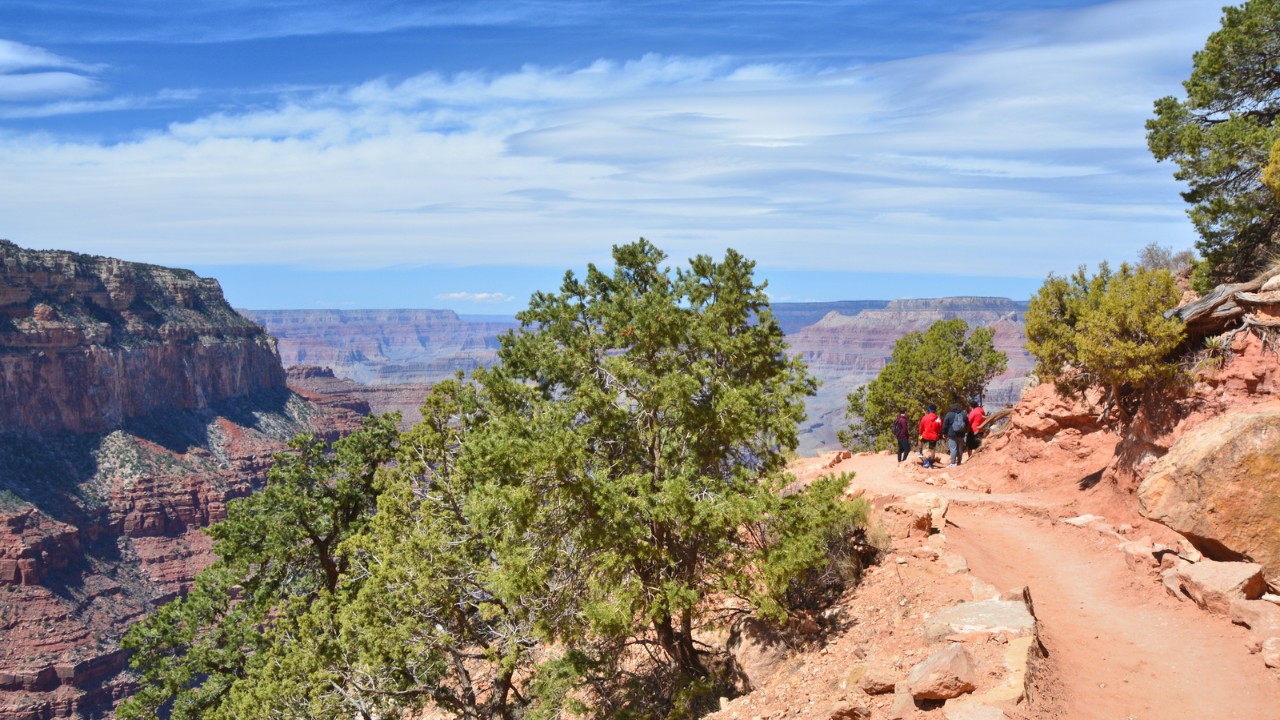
<box><xmin>892</xmin><ymin>408</ymin><xmax>911</xmax><ymax>462</ymax></box>
<box><xmin>966</xmin><ymin>399</ymin><xmax>986</xmax><ymax>458</ymax></box>
<box><xmin>942</xmin><ymin>402</ymin><xmax>968</xmax><ymax>467</ymax></box>
<box><xmin>918</xmin><ymin>403</ymin><xmax>940</xmax><ymax>468</ymax></box>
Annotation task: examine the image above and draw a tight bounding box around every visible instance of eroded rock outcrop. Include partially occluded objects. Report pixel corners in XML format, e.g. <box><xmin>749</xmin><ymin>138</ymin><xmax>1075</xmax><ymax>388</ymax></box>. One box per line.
<box><xmin>0</xmin><ymin>241</ymin><xmax>367</xmax><ymax>719</ymax></box>
<box><xmin>0</xmin><ymin>240</ymin><xmax>286</xmax><ymax>434</ymax></box>
<box><xmin>1139</xmin><ymin>408</ymin><xmax>1280</xmax><ymax>585</ymax></box>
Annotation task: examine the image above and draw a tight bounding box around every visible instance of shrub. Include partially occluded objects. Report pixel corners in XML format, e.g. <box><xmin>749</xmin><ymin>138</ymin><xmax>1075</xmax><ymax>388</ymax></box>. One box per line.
<box><xmin>1026</xmin><ymin>263</ymin><xmax>1184</xmax><ymax>422</ymax></box>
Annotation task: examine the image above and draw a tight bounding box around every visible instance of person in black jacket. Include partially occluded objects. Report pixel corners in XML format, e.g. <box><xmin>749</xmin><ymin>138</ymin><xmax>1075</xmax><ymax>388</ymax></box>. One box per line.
<box><xmin>892</xmin><ymin>409</ymin><xmax>911</xmax><ymax>462</ymax></box>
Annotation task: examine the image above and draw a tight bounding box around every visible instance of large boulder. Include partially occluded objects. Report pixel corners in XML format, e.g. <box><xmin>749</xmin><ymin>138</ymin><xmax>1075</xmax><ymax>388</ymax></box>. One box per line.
<box><xmin>1138</xmin><ymin>409</ymin><xmax>1280</xmax><ymax>586</ymax></box>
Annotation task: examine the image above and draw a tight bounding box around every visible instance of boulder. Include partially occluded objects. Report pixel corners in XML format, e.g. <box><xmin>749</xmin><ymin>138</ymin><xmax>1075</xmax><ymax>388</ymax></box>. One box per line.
<box><xmin>907</xmin><ymin>644</ymin><xmax>979</xmax><ymax>700</ymax></box>
<box><xmin>1138</xmin><ymin>410</ymin><xmax>1280</xmax><ymax>586</ymax></box>
<box><xmin>727</xmin><ymin>618</ymin><xmax>788</xmax><ymax>692</ymax></box>
<box><xmin>1264</xmin><ymin>637</ymin><xmax>1280</xmax><ymax>669</ymax></box>
<box><xmin>1172</xmin><ymin>560</ymin><xmax>1266</xmax><ymax>615</ymax></box>
<box><xmin>860</xmin><ymin>664</ymin><xmax>898</xmax><ymax>695</ymax></box>
<box><xmin>923</xmin><ymin>600</ymin><xmax>1036</xmax><ymax>642</ymax></box>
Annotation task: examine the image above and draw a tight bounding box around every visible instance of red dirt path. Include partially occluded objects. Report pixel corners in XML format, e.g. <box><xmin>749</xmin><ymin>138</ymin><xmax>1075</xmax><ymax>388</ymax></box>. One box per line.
<box><xmin>839</xmin><ymin>452</ymin><xmax>1280</xmax><ymax>719</ymax></box>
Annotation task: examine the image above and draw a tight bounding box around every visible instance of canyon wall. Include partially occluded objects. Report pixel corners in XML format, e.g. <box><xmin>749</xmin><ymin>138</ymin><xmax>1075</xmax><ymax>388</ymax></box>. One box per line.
<box><xmin>241</xmin><ymin>309</ymin><xmax>518</xmax><ymax>385</ymax></box>
<box><xmin>252</xmin><ymin>297</ymin><xmax>1033</xmax><ymax>455</ymax></box>
<box><xmin>0</xmin><ymin>240</ymin><xmax>286</xmax><ymax>434</ymax></box>
<box><xmin>0</xmin><ymin>242</ymin><xmax>364</xmax><ymax>719</ymax></box>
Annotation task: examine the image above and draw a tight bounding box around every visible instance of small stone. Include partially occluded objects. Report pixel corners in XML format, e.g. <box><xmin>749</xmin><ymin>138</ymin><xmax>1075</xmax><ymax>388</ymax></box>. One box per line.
<box><xmin>907</xmin><ymin>644</ymin><xmax>979</xmax><ymax>700</ymax></box>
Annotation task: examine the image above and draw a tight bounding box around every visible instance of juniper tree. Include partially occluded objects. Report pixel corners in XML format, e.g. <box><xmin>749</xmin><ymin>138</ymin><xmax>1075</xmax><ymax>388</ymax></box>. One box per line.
<box><xmin>1146</xmin><ymin>0</ymin><xmax>1280</xmax><ymax>287</ymax></box>
<box><xmin>118</xmin><ymin>241</ymin><xmax>863</xmax><ymax>720</ymax></box>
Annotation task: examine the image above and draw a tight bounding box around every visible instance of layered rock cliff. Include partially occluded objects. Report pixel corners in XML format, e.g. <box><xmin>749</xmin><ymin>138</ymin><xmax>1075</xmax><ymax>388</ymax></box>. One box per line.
<box><xmin>0</xmin><ymin>240</ymin><xmax>286</xmax><ymax>434</ymax></box>
<box><xmin>241</xmin><ymin>309</ymin><xmax>518</xmax><ymax>385</ymax></box>
<box><xmin>0</xmin><ymin>242</ymin><xmax>365</xmax><ymax>719</ymax></box>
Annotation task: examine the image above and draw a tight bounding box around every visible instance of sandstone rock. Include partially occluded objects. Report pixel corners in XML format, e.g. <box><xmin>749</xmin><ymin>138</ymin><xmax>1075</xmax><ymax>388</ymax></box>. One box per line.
<box><xmin>908</xmin><ymin>644</ymin><xmax>979</xmax><ymax>700</ymax></box>
<box><xmin>728</xmin><ymin>618</ymin><xmax>789</xmax><ymax>692</ymax></box>
<box><xmin>1173</xmin><ymin>560</ymin><xmax>1266</xmax><ymax>615</ymax></box>
<box><xmin>860</xmin><ymin>665</ymin><xmax>898</xmax><ymax>695</ymax></box>
<box><xmin>1139</xmin><ymin>409</ymin><xmax>1280</xmax><ymax>585</ymax></box>
<box><xmin>1060</xmin><ymin>514</ymin><xmax>1104</xmax><ymax>528</ymax></box>
<box><xmin>888</xmin><ymin>682</ymin><xmax>915</xmax><ymax>720</ymax></box>
<box><xmin>923</xmin><ymin>600</ymin><xmax>1035</xmax><ymax>642</ymax></box>
<box><xmin>943</xmin><ymin>704</ymin><xmax>1007</xmax><ymax>720</ymax></box>
<box><xmin>906</xmin><ymin>492</ymin><xmax>949</xmax><ymax>532</ymax></box>
<box><xmin>817</xmin><ymin>700</ymin><xmax>871</xmax><ymax>720</ymax></box>
<box><xmin>1263</xmin><ymin>637</ymin><xmax>1280</xmax><ymax>668</ymax></box>
<box><xmin>1117</xmin><ymin>541</ymin><xmax>1158</xmax><ymax>571</ymax></box>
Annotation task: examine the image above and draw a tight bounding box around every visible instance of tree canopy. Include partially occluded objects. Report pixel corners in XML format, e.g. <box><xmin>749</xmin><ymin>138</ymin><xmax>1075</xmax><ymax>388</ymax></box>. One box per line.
<box><xmin>119</xmin><ymin>240</ymin><xmax>866</xmax><ymax>720</ymax></box>
<box><xmin>1025</xmin><ymin>263</ymin><xmax>1184</xmax><ymax>422</ymax></box>
<box><xmin>1146</xmin><ymin>0</ymin><xmax>1280</xmax><ymax>287</ymax></box>
<box><xmin>837</xmin><ymin>318</ymin><xmax>1007</xmax><ymax>451</ymax></box>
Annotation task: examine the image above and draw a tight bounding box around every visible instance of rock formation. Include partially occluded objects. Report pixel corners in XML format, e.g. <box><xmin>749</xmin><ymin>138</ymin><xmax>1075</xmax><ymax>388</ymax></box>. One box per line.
<box><xmin>1139</xmin><ymin>408</ymin><xmax>1280</xmax><ymax>585</ymax></box>
<box><xmin>241</xmin><ymin>309</ymin><xmax>518</xmax><ymax>385</ymax></box>
<box><xmin>0</xmin><ymin>240</ymin><xmax>286</xmax><ymax>434</ymax></box>
<box><xmin>0</xmin><ymin>241</ymin><xmax>365</xmax><ymax>719</ymax></box>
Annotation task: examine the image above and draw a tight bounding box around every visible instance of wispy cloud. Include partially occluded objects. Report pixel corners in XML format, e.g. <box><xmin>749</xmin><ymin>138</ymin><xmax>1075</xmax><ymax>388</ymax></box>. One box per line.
<box><xmin>0</xmin><ymin>39</ymin><xmax>104</xmax><ymax>101</ymax></box>
<box><xmin>435</xmin><ymin>291</ymin><xmax>515</xmax><ymax>303</ymax></box>
<box><xmin>0</xmin><ymin>0</ymin><xmax>1222</xmax><ymax>281</ymax></box>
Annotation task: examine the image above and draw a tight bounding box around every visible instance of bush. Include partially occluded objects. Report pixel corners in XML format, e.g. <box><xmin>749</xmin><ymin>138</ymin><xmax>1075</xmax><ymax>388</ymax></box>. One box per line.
<box><xmin>1026</xmin><ymin>263</ymin><xmax>1184</xmax><ymax>422</ymax></box>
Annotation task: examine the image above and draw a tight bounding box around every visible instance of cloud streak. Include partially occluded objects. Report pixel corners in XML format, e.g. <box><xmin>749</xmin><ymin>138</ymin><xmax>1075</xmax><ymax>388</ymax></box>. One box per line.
<box><xmin>0</xmin><ymin>0</ymin><xmax>1222</xmax><ymax>283</ymax></box>
<box><xmin>435</xmin><ymin>291</ymin><xmax>516</xmax><ymax>303</ymax></box>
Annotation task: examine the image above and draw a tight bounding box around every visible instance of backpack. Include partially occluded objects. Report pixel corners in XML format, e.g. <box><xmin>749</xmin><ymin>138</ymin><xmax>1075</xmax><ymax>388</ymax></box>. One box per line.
<box><xmin>949</xmin><ymin>411</ymin><xmax>969</xmax><ymax>436</ymax></box>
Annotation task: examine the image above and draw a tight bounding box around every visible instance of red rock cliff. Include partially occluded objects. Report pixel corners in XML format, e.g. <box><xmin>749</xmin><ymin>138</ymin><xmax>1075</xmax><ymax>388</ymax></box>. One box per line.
<box><xmin>0</xmin><ymin>241</ymin><xmax>365</xmax><ymax>720</ymax></box>
<box><xmin>0</xmin><ymin>240</ymin><xmax>286</xmax><ymax>434</ymax></box>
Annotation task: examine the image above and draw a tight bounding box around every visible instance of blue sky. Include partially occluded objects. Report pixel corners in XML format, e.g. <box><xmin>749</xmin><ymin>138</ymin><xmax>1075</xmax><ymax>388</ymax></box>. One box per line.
<box><xmin>0</xmin><ymin>0</ymin><xmax>1224</xmax><ymax>312</ymax></box>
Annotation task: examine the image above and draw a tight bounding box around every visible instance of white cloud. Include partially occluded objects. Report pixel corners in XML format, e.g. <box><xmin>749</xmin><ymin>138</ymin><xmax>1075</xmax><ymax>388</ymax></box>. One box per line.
<box><xmin>435</xmin><ymin>291</ymin><xmax>515</xmax><ymax>303</ymax></box>
<box><xmin>0</xmin><ymin>39</ymin><xmax>104</xmax><ymax>101</ymax></box>
<box><xmin>0</xmin><ymin>0</ymin><xmax>1219</xmax><ymax>280</ymax></box>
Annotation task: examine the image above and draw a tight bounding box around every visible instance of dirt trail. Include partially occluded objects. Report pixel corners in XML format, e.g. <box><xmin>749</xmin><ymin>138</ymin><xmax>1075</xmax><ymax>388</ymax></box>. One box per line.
<box><xmin>835</xmin><ymin>453</ymin><xmax>1280</xmax><ymax>720</ymax></box>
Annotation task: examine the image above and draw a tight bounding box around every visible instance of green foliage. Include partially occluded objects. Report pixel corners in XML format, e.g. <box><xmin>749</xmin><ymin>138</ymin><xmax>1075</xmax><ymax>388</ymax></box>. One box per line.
<box><xmin>837</xmin><ymin>319</ymin><xmax>1007</xmax><ymax>451</ymax></box>
<box><xmin>118</xmin><ymin>414</ymin><xmax>399</xmax><ymax>720</ymax></box>
<box><xmin>1025</xmin><ymin>263</ymin><xmax>1185</xmax><ymax>420</ymax></box>
<box><xmin>120</xmin><ymin>241</ymin><xmax>862</xmax><ymax>720</ymax></box>
<box><xmin>1146</xmin><ymin>0</ymin><xmax>1280</xmax><ymax>286</ymax></box>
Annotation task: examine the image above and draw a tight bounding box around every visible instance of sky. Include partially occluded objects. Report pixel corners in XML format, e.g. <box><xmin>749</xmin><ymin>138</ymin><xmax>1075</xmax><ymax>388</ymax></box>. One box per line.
<box><xmin>0</xmin><ymin>0</ymin><xmax>1226</xmax><ymax>312</ymax></box>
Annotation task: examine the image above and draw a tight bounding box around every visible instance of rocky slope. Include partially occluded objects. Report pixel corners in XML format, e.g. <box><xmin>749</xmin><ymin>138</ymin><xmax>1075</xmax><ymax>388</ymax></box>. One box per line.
<box><xmin>0</xmin><ymin>242</ymin><xmax>365</xmax><ymax>719</ymax></box>
<box><xmin>250</xmin><ymin>298</ymin><xmax>1034</xmax><ymax>455</ymax></box>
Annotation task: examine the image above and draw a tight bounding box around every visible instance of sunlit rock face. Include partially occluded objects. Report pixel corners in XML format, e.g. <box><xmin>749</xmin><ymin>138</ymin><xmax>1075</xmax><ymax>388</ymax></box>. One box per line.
<box><xmin>0</xmin><ymin>241</ymin><xmax>363</xmax><ymax>719</ymax></box>
<box><xmin>0</xmin><ymin>240</ymin><xmax>287</xmax><ymax>434</ymax></box>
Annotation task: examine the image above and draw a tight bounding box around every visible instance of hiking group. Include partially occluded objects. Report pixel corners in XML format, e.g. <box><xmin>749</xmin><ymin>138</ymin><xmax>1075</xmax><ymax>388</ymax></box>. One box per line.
<box><xmin>892</xmin><ymin>401</ymin><xmax>985</xmax><ymax>469</ymax></box>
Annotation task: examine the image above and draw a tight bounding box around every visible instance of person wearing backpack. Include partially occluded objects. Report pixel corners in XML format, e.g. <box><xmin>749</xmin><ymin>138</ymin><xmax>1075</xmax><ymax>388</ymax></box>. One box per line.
<box><xmin>943</xmin><ymin>402</ymin><xmax>968</xmax><ymax>467</ymax></box>
<box><xmin>892</xmin><ymin>409</ymin><xmax>911</xmax><ymax>462</ymax></box>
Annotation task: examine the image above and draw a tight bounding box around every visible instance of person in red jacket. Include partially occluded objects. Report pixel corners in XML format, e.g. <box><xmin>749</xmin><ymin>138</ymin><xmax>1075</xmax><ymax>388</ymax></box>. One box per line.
<box><xmin>918</xmin><ymin>403</ymin><xmax>940</xmax><ymax>468</ymax></box>
<box><xmin>966</xmin><ymin>399</ymin><xmax>986</xmax><ymax>458</ymax></box>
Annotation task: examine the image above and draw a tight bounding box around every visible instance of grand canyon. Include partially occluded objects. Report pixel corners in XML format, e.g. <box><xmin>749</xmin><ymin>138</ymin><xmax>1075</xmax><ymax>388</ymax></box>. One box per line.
<box><xmin>3</xmin><ymin>240</ymin><xmax>1279</xmax><ymax>720</ymax></box>
<box><xmin>243</xmin><ymin>298</ymin><xmax>1034</xmax><ymax>454</ymax></box>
